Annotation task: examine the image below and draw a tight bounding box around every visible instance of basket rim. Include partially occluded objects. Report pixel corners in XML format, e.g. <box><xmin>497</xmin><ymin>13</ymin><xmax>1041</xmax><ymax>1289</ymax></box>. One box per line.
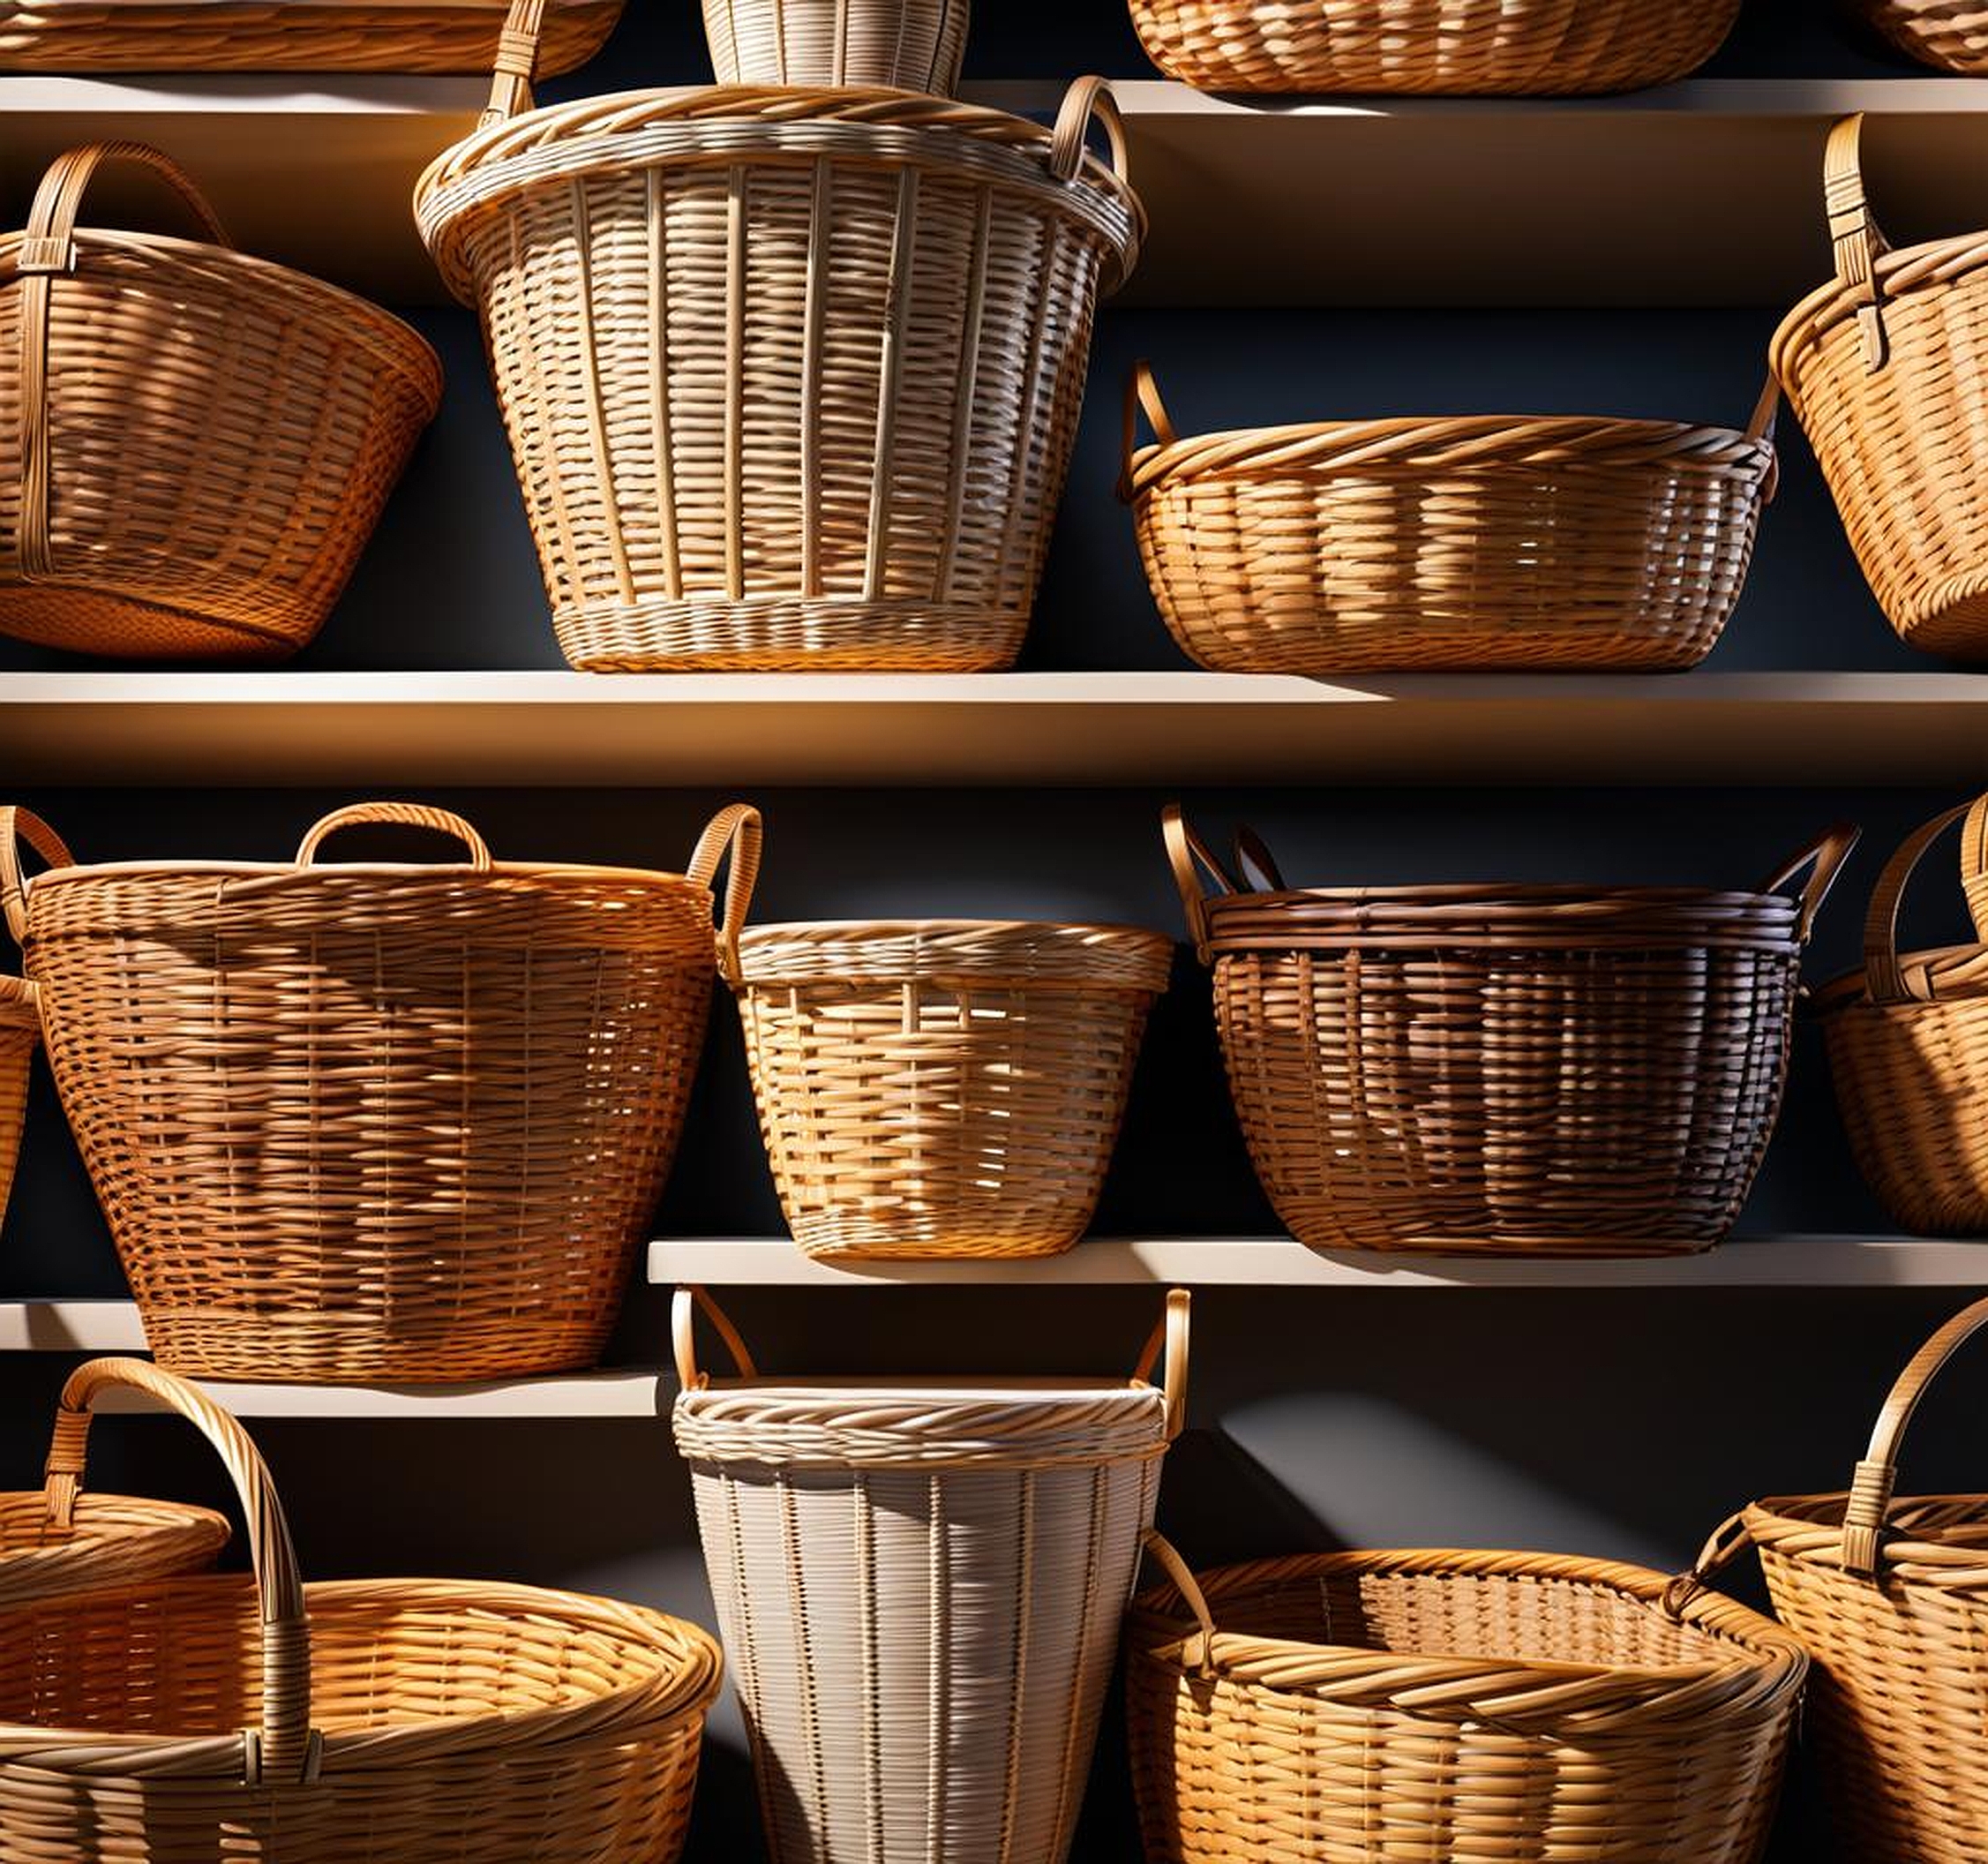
<box><xmin>1812</xmin><ymin>939</ymin><xmax>1988</xmax><ymax>1011</ymax></box>
<box><xmin>736</xmin><ymin>917</ymin><xmax>1174</xmax><ymax>984</ymax></box>
<box><xmin>19</xmin><ymin>856</ymin><xmax>721</xmax><ymax>893</ymax></box>
<box><xmin>1773</xmin><ymin>226</ymin><xmax>1988</xmax><ymax>368</ymax></box>
<box><xmin>1744</xmin><ymin>1492</ymin><xmax>1988</xmax><ymax>1588</ymax></box>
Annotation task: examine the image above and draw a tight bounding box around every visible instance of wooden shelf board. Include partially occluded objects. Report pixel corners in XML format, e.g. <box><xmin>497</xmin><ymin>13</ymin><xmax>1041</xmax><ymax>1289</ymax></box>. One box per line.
<box><xmin>5</xmin><ymin>670</ymin><xmax>1988</xmax><ymax>785</ymax></box>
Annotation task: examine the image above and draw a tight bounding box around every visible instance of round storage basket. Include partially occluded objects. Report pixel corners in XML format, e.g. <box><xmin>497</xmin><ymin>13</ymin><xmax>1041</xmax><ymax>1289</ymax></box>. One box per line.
<box><xmin>671</xmin><ymin>1284</ymin><xmax>1189</xmax><ymax>1864</ymax></box>
<box><xmin>1125</xmin><ymin>0</ymin><xmax>1741</xmax><ymax>94</ymax></box>
<box><xmin>1163</xmin><ymin>805</ymin><xmax>1858</xmax><ymax>1256</ymax></box>
<box><xmin>0</xmin><ymin>1357</ymin><xmax>722</xmax><ymax>1863</ymax></box>
<box><xmin>0</xmin><ymin>974</ymin><xmax>33</xmax><ymax>1237</ymax></box>
<box><xmin>731</xmin><ymin>917</ymin><xmax>1173</xmax><ymax>1259</ymax></box>
<box><xmin>416</xmin><ymin>62</ymin><xmax>1141</xmax><ymax>673</ymax></box>
<box><xmin>1857</xmin><ymin>1</ymin><xmax>1988</xmax><ymax>74</ymax></box>
<box><xmin>1816</xmin><ymin>793</ymin><xmax>1988</xmax><ymax>1235</ymax></box>
<box><xmin>1128</xmin><ymin>1536</ymin><xmax>1806</xmax><ymax>1864</ymax></box>
<box><xmin>1774</xmin><ymin>115</ymin><xmax>1988</xmax><ymax>658</ymax></box>
<box><xmin>1121</xmin><ymin>360</ymin><xmax>1777</xmax><ymax>673</ymax></box>
<box><xmin>701</xmin><ymin>0</ymin><xmax>968</xmax><ymax>89</ymax></box>
<box><xmin>0</xmin><ymin>143</ymin><xmax>439</xmax><ymax>662</ymax></box>
<box><xmin>0</xmin><ymin>799</ymin><xmax>761</xmax><ymax>1383</ymax></box>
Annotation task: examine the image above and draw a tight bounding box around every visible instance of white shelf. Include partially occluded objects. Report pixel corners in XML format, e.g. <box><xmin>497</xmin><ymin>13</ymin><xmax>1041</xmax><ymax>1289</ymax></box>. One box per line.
<box><xmin>5</xmin><ymin>670</ymin><xmax>1988</xmax><ymax>785</ymax></box>
<box><xmin>0</xmin><ymin>1299</ymin><xmax>146</xmax><ymax>1352</ymax></box>
<box><xmin>649</xmin><ymin>1234</ymin><xmax>1988</xmax><ymax>1288</ymax></box>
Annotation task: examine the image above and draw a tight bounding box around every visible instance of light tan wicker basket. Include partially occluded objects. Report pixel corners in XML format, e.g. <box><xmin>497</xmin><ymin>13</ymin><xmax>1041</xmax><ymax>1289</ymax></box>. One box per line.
<box><xmin>1677</xmin><ymin>1293</ymin><xmax>1988</xmax><ymax>1864</ymax></box>
<box><xmin>0</xmin><ymin>1356</ymin><xmax>722</xmax><ymax>1864</ymax></box>
<box><xmin>0</xmin><ymin>799</ymin><xmax>761</xmax><ymax>1383</ymax></box>
<box><xmin>1857</xmin><ymin>0</ymin><xmax>1988</xmax><ymax>73</ymax></box>
<box><xmin>1774</xmin><ymin>115</ymin><xmax>1988</xmax><ymax>658</ymax></box>
<box><xmin>1121</xmin><ymin>359</ymin><xmax>1778</xmax><ymax>673</ymax></box>
<box><xmin>702</xmin><ymin>0</ymin><xmax>968</xmax><ymax>89</ymax></box>
<box><xmin>1129</xmin><ymin>1534</ymin><xmax>1806</xmax><ymax>1864</ymax></box>
<box><xmin>1126</xmin><ymin>0</ymin><xmax>1741</xmax><ymax>94</ymax></box>
<box><xmin>1164</xmin><ymin>804</ymin><xmax>1858</xmax><ymax>1256</ymax></box>
<box><xmin>0</xmin><ymin>0</ymin><xmax>619</xmax><ymax>71</ymax></box>
<box><xmin>416</xmin><ymin>58</ymin><xmax>1140</xmax><ymax>672</ymax></box>
<box><xmin>731</xmin><ymin>917</ymin><xmax>1173</xmax><ymax>1259</ymax></box>
<box><xmin>671</xmin><ymin>1283</ymin><xmax>1188</xmax><ymax>1864</ymax></box>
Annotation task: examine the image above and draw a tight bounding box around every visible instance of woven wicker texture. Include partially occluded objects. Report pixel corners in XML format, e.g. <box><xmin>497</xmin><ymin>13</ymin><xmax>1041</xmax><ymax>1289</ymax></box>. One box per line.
<box><xmin>731</xmin><ymin>917</ymin><xmax>1172</xmax><ymax>1259</ymax></box>
<box><xmin>1128</xmin><ymin>1536</ymin><xmax>1805</xmax><ymax>1864</ymax></box>
<box><xmin>1858</xmin><ymin>0</ymin><xmax>1988</xmax><ymax>72</ymax></box>
<box><xmin>1816</xmin><ymin>793</ymin><xmax>1988</xmax><ymax>1234</ymax></box>
<box><xmin>1165</xmin><ymin>805</ymin><xmax>1858</xmax><ymax>1256</ymax></box>
<box><xmin>1126</xmin><ymin>0</ymin><xmax>1740</xmax><ymax>94</ymax></box>
<box><xmin>701</xmin><ymin>0</ymin><xmax>968</xmax><ymax>88</ymax></box>
<box><xmin>1680</xmin><ymin>1295</ymin><xmax>1988</xmax><ymax>1864</ymax></box>
<box><xmin>1121</xmin><ymin>360</ymin><xmax>1778</xmax><ymax>673</ymax></box>
<box><xmin>0</xmin><ymin>1357</ymin><xmax>722</xmax><ymax>1863</ymax></box>
<box><xmin>416</xmin><ymin>64</ymin><xmax>1141</xmax><ymax>671</ymax></box>
<box><xmin>0</xmin><ymin>974</ymin><xmax>32</xmax><ymax>1237</ymax></box>
<box><xmin>0</xmin><ymin>800</ymin><xmax>761</xmax><ymax>1383</ymax></box>
<box><xmin>1773</xmin><ymin>115</ymin><xmax>1988</xmax><ymax>658</ymax></box>
<box><xmin>671</xmin><ymin>1284</ymin><xmax>1187</xmax><ymax>1864</ymax></box>
<box><xmin>0</xmin><ymin>144</ymin><xmax>439</xmax><ymax>661</ymax></box>
<box><xmin>0</xmin><ymin>0</ymin><xmax>618</xmax><ymax>71</ymax></box>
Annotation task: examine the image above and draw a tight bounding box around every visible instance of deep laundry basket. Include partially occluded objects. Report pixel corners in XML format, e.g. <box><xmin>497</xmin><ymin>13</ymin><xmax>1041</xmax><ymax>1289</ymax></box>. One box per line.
<box><xmin>671</xmin><ymin>1283</ymin><xmax>1189</xmax><ymax>1864</ymax></box>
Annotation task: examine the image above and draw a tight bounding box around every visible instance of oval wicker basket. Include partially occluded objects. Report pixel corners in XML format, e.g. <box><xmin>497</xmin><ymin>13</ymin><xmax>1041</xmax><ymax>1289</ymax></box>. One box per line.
<box><xmin>0</xmin><ymin>1357</ymin><xmax>722</xmax><ymax>1862</ymax></box>
<box><xmin>671</xmin><ymin>1283</ymin><xmax>1187</xmax><ymax>1864</ymax></box>
<box><xmin>702</xmin><ymin>0</ymin><xmax>968</xmax><ymax>89</ymax></box>
<box><xmin>1129</xmin><ymin>1534</ymin><xmax>1806</xmax><ymax>1864</ymax></box>
<box><xmin>1815</xmin><ymin>793</ymin><xmax>1988</xmax><ymax>1235</ymax></box>
<box><xmin>731</xmin><ymin>916</ymin><xmax>1173</xmax><ymax>1259</ymax></box>
<box><xmin>0</xmin><ymin>799</ymin><xmax>761</xmax><ymax>1384</ymax></box>
<box><xmin>1163</xmin><ymin>804</ymin><xmax>1859</xmax><ymax>1256</ymax></box>
<box><xmin>0</xmin><ymin>0</ymin><xmax>620</xmax><ymax>72</ymax></box>
<box><xmin>1773</xmin><ymin>114</ymin><xmax>1988</xmax><ymax>659</ymax></box>
<box><xmin>416</xmin><ymin>63</ymin><xmax>1140</xmax><ymax>672</ymax></box>
<box><xmin>0</xmin><ymin>143</ymin><xmax>439</xmax><ymax>662</ymax></box>
<box><xmin>1121</xmin><ymin>360</ymin><xmax>1778</xmax><ymax>673</ymax></box>
<box><xmin>1857</xmin><ymin>0</ymin><xmax>1988</xmax><ymax>73</ymax></box>
<box><xmin>1126</xmin><ymin>0</ymin><xmax>1741</xmax><ymax>94</ymax></box>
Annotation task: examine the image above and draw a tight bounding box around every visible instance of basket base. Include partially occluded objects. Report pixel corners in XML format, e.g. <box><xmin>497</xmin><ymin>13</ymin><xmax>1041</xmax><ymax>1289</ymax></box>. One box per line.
<box><xmin>1163</xmin><ymin>613</ymin><xmax>1716</xmax><ymax>676</ymax></box>
<box><xmin>1286</xmin><ymin>1224</ymin><xmax>1721</xmax><ymax>1259</ymax></box>
<box><xmin>0</xmin><ymin>582</ymin><xmax>309</xmax><ymax>662</ymax></box>
<box><xmin>794</xmin><ymin>1225</ymin><xmax>1085</xmax><ymax>1261</ymax></box>
<box><xmin>1896</xmin><ymin>572</ymin><xmax>1988</xmax><ymax>660</ymax></box>
<box><xmin>139</xmin><ymin>1311</ymin><xmax>614</xmax><ymax>1385</ymax></box>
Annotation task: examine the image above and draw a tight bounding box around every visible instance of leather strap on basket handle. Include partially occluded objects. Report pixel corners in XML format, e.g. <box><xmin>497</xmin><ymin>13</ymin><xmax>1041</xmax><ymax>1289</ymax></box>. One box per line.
<box><xmin>46</xmin><ymin>1357</ymin><xmax>319</xmax><ymax>1785</ymax></box>
<box><xmin>671</xmin><ymin>1285</ymin><xmax>760</xmax><ymax>1390</ymax></box>
<box><xmin>0</xmin><ymin>804</ymin><xmax>73</xmax><ymax>947</ymax></box>
<box><xmin>294</xmin><ymin>801</ymin><xmax>495</xmax><ymax>870</ymax></box>
<box><xmin>1162</xmin><ymin>805</ymin><xmax>1242</xmax><ymax>966</ymax></box>
<box><xmin>480</xmin><ymin>0</ymin><xmax>549</xmax><ymax>125</ymax></box>
<box><xmin>687</xmin><ymin>803</ymin><xmax>762</xmax><ymax>987</ymax></box>
<box><xmin>1860</xmin><ymin>800</ymin><xmax>1980</xmax><ymax>1004</ymax></box>
<box><xmin>1130</xmin><ymin>1289</ymin><xmax>1191</xmax><ymax>1441</ymax></box>
<box><xmin>1140</xmin><ymin>1530</ymin><xmax>1218</xmax><ymax>1674</ymax></box>
<box><xmin>1117</xmin><ymin>360</ymin><xmax>1179</xmax><ymax>503</ymax></box>
<box><xmin>1823</xmin><ymin>114</ymin><xmax>1890</xmax><ymax>371</ymax></box>
<box><xmin>15</xmin><ymin>143</ymin><xmax>232</xmax><ymax>584</ymax></box>
<box><xmin>1841</xmin><ymin>1294</ymin><xmax>1988</xmax><ymax>1578</ymax></box>
<box><xmin>1755</xmin><ymin>821</ymin><xmax>1859</xmax><ymax>944</ymax></box>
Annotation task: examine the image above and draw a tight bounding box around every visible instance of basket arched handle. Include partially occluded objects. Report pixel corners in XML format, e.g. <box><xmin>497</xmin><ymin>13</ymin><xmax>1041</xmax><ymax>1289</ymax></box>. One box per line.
<box><xmin>671</xmin><ymin>1285</ymin><xmax>761</xmax><ymax>1390</ymax></box>
<box><xmin>0</xmin><ymin>805</ymin><xmax>74</xmax><ymax>948</ymax></box>
<box><xmin>1842</xmin><ymin>1295</ymin><xmax>1988</xmax><ymax>1577</ymax></box>
<box><xmin>1859</xmin><ymin>800</ymin><xmax>1979</xmax><ymax>1003</ymax></box>
<box><xmin>1823</xmin><ymin>114</ymin><xmax>1891</xmax><ymax>372</ymax></box>
<box><xmin>1117</xmin><ymin>359</ymin><xmax>1179</xmax><ymax>503</ymax></box>
<box><xmin>686</xmin><ymin>803</ymin><xmax>762</xmax><ymax>988</ymax></box>
<box><xmin>479</xmin><ymin>0</ymin><xmax>548</xmax><ymax>124</ymax></box>
<box><xmin>1744</xmin><ymin>376</ymin><xmax>1782</xmax><ymax>504</ymax></box>
<box><xmin>1130</xmin><ymin>1289</ymin><xmax>1191</xmax><ymax>1441</ymax></box>
<box><xmin>1048</xmin><ymin>76</ymin><xmax>1129</xmax><ymax>185</ymax></box>
<box><xmin>295</xmin><ymin>801</ymin><xmax>495</xmax><ymax>871</ymax></box>
<box><xmin>1140</xmin><ymin>1530</ymin><xmax>1218</xmax><ymax>1673</ymax></box>
<box><xmin>1755</xmin><ymin>820</ymin><xmax>1859</xmax><ymax>944</ymax></box>
<box><xmin>1161</xmin><ymin>805</ymin><xmax>1242</xmax><ymax>966</ymax></box>
<box><xmin>45</xmin><ymin>1358</ymin><xmax>317</xmax><ymax>1784</ymax></box>
<box><xmin>1232</xmin><ymin>824</ymin><xmax>1287</xmax><ymax>896</ymax></box>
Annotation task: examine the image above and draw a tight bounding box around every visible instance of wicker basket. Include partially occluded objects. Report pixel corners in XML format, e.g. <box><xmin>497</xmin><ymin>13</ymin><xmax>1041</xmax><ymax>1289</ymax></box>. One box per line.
<box><xmin>0</xmin><ymin>0</ymin><xmax>619</xmax><ymax>72</ymax></box>
<box><xmin>1858</xmin><ymin>1</ymin><xmax>1988</xmax><ymax>73</ymax></box>
<box><xmin>1121</xmin><ymin>360</ymin><xmax>1778</xmax><ymax>674</ymax></box>
<box><xmin>731</xmin><ymin>917</ymin><xmax>1172</xmax><ymax>1259</ymax></box>
<box><xmin>1163</xmin><ymin>804</ymin><xmax>1859</xmax><ymax>1256</ymax></box>
<box><xmin>416</xmin><ymin>64</ymin><xmax>1140</xmax><ymax>672</ymax></box>
<box><xmin>0</xmin><ymin>1356</ymin><xmax>721</xmax><ymax>1863</ymax></box>
<box><xmin>0</xmin><ymin>142</ymin><xmax>439</xmax><ymax>662</ymax></box>
<box><xmin>702</xmin><ymin>0</ymin><xmax>968</xmax><ymax>89</ymax></box>
<box><xmin>0</xmin><ymin>799</ymin><xmax>761</xmax><ymax>1383</ymax></box>
<box><xmin>1129</xmin><ymin>1534</ymin><xmax>1806</xmax><ymax>1864</ymax></box>
<box><xmin>1816</xmin><ymin>794</ymin><xmax>1988</xmax><ymax>1234</ymax></box>
<box><xmin>0</xmin><ymin>975</ymin><xmax>32</xmax><ymax>1237</ymax></box>
<box><xmin>671</xmin><ymin>1283</ymin><xmax>1188</xmax><ymax>1864</ymax></box>
<box><xmin>1774</xmin><ymin>115</ymin><xmax>1988</xmax><ymax>658</ymax></box>
<box><xmin>1678</xmin><ymin>1293</ymin><xmax>1988</xmax><ymax>1864</ymax></box>
<box><xmin>1127</xmin><ymin>0</ymin><xmax>1741</xmax><ymax>94</ymax></box>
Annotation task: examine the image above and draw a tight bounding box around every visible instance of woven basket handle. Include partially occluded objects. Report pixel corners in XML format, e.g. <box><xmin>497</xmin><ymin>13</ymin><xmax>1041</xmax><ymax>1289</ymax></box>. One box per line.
<box><xmin>294</xmin><ymin>800</ymin><xmax>494</xmax><ymax>870</ymax></box>
<box><xmin>1823</xmin><ymin>113</ymin><xmax>1891</xmax><ymax>371</ymax></box>
<box><xmin>686</xmin><ymin>803</ymin><xmax>762</xmax><ymax>987</ymax></box>
<box><xmin>0</xmin><ymin>804</ymin><xmax>73</xmax><ymax>947</ymax></box>
<box><xmin>45</xmin><ymin>1358</ymin><xmax>317</xmax><ymax>1783</ymax></box>
<box><xmin>1162</xmin><ymin>804</ymin><xmax>1242</xmax><ymax>966</ymax></box>
<box><xmin>1744</xmin><ymin>376</ymin><xmax>1782</xmax><ymax>503</ymax></box>
<box><xmin>1130</xmin><ymin>1288</ymin><xmax>1191</xmax><ymax>1440</ymax></box>
<box><xmin>479</xmin><ymin>0</ymin><xmax>548</xmax><ymax>124</ymax></box>
<box><xmin>1140</xmin><ymin>1529</ymin><xmax>1219</xmax><ymax>1672</ymax></box>
<box><xmin>671</xmin><ymin>1285</ymin><xmax>761</xmax><ymax>1389</ymax></box>
<box><xmin>1755</xmin><ymin>820</ymin><xmax>1859</xmax><ymax>944</ymax></box>
<box><xmin>1116</xmin><ymin>359</ymin><xmax>1179</xmax><ymax>503</ymax></box>
<box><xmin>1841</xmin><ymin>1294</ymin><xmax>1988</xmax><ymax>1578</ymax></box>
<box><xmin>1858</xmin><ymin>799</ymin><xmax>1985</xmax><ymax>1003</ymax></box>
<box><xmin>1048</xmin><ymin>76</ymin><xmax>1129</xmax><ymax>185</ymax></box>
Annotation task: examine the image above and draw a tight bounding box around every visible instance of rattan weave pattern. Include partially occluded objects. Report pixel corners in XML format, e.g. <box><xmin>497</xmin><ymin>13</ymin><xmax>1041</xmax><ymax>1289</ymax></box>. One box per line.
<box><xmin>1128</xmin><ymin>1539</ymin><xmax>1805</xmax><ymax>1864</ymax></box>
<box><xmin>0</xmin><ymin>976</ymin><xmax>32</xmax><ymax>1238</ymax></box>
<box><xmin>1121</xmin><ymin>361</ymin><xmax>1777</xmax><ymax>673</ymax></box>
<box><xmin>1859</xmin><ymin>0</ymin><xmax>1988</xmax><ymax>72</ymax></box>
<box><xmin>731</xmin><ymin>918</ymin><xmax>1172</xmax><ymax>1259</ymax></box>
<box><xmin>0</xmin><ymin>143</ymin><xmax>439</xmax><ymax>661</ymax></box>
<box><xmin>1125</xmin><ymin>0</ymin><xmax>1741</xmax><ymax>94</ymax></box>
<box><xmin>701</xmin><ymin>0</ymin><xmax>968</xmax><ymax>88</ymax></box>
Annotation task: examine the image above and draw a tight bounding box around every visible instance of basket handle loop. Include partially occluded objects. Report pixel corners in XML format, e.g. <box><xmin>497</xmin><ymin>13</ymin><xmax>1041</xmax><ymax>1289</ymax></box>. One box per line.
<box><xmin>686</xmin><ymin>803</ymin><xmax>763</xmax><ymax>988</ymax></box>
<box><xmin>671</xmin><ymin>1285</ymin><xmax>760</xmax><ymax>1391</ymax></box>
<box><xmin>1860</xmin><ymin>800</ymin><xmax>1977</xmax><ymax>1004</ymax></box>
<box><xmin>478</xmin><ymin>0</ymin><xmax>547</xmax><ymax>124</ymax></box>
<box><xmin>1116</xmin><ymin>359</ymin><xmax>1179</xmax><ymax>503</ymax></box>
<box><xmin>46</xmin><ymin>1358</ymin><xmax>318</xmax><ymax>1785</ymax></box>
<box><xmin>294</xmin><ymin>801</ymin><xmax>495</xmax><ymax>871</ymax></box>
<box><xmin>1141</xmin><ymin>1530</ymin><xmax>1218</xmax><ymax>1674</ymax></box>
<box><xmin>1756</xmin><ymin>820</ymin><xmax>1859</xmax><ymax>944</ymax></box>
<box><xmin>0</xmin><ymin>805</ymin><xmax>72</xmax><ymax>947</ymax></box>
<box><xmin>1162</xmin><ymin>805</ymin><xmax>1241</xmax><ymax>966</ymax></box>
<box><xmin>1232</xmin><ymin>824</ymin><xmax>1287</xmax><ymax>896</ymax></box>
<box><xmin>1048</xmin><ymin>76</ymin><xmax>1129</xmax><ymax>185</ymax></box>
<box><xmin>1823</xmin><ymin>114</ymin><xmax>1891</xmax><ymax>372</ymax></box>
<box><xmin>1130</xmin><ymin>1289</ymin><xmax>1191</xmax><ymax>1440</ymax></box>
<box><xmin>1842</xmin><ymin>1294</ymin><xmax>1988</xmax><ymax>1578</ymax></box>
<box><xmin>1660</xmin><ymin>1509</ymin><xmax>1752</xmax><ymax>1620</ymax></box>
<box><xmin>23</xmin><ymin>139</ymin><xmax>231</xmax><ymax>270</ymax></box>
<box><xmin>1744</xmin><ymin>376</ymin><xmax>1782</xmax><ymax>504</ymax></box>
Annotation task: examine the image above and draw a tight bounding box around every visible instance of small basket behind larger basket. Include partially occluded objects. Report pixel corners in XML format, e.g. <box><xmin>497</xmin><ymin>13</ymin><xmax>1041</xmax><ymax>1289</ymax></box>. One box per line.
<box><xmin>701</xmin><ymin>0</ymin><xmax>968</xmax><ymax>89</ymax></box>
<box><xmin>1857</xmin><ymin>0</ymin><xmax>1988</xmax><ymax>73</ymax></box>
